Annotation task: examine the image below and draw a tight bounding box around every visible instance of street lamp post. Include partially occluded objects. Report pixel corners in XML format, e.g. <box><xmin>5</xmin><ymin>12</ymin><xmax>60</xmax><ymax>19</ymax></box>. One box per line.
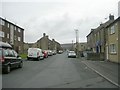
<box><xmin>75</xmin><ymin>29</ymin><xmax>79</xmax><ymax>58</ymax></box>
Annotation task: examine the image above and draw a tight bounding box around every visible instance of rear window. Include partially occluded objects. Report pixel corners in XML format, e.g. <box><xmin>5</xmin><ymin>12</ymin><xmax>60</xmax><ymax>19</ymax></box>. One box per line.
<box><xmin>3</xmin><ymin>49</ymin><xmax>15</xmax><ymax>57</ymax></box>
<box><xmin>3</xmin><ymin>49</ymin><xmax>9</xmax><ymax>57</ymax></box>
<box><xmin>28</xmin><ymin>48</ymin><xmax>37</xmax><ymax>51</ymax></box>
<box><xmin>0</xmin><ymin>49</ymin><xmax>2</xmax><ymax>57</ymax></box>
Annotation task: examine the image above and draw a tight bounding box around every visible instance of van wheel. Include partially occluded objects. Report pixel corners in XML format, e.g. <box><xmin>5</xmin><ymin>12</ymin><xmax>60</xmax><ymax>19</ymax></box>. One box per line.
<box><xmin>4</xmin><ymin>65</ymin><xmax>10</xmax><ymax>74</ymax></box>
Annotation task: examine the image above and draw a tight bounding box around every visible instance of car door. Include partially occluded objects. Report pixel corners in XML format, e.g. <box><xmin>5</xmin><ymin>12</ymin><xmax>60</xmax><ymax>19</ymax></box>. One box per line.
<box><xmin>7</xmin><ymin>49</ymin><xmax>17</xmax><ymax>68</ymax></box>
<box><xmin>12</xmin><ymin>50</ymin><xmax>21</xmax><ymax>67</ymax></box>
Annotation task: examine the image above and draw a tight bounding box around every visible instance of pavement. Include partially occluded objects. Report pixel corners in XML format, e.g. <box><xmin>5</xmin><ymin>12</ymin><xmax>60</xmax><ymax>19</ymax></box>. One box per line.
<box><xmin>81</xmin><ymin>57</ymin><xmax>120</xmax><ymax>87</ymax></box>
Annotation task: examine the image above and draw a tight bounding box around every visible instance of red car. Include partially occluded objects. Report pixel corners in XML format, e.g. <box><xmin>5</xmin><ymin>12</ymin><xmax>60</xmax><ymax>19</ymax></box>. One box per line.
<box><xmin>42</xmin><ymin>51</ymin><xmax>48</xmax><ymax>58</ymax></box>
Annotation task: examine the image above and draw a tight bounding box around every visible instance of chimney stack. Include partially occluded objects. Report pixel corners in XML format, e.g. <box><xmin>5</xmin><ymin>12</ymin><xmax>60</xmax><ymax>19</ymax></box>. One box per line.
<box><xmin>109</xmin><ymin>14</ymin><xmax>114</xmax><ymax>20</ymax></box>
<box><xmin>43</xmin><ymin>33</ymin><xmax>46</xmax><ymax>37</ymax></box>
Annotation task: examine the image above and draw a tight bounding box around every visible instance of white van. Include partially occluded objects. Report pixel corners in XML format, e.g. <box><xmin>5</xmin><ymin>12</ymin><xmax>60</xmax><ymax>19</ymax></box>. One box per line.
<box><xmin>27</xmin><ymin>48</ymin><xmax>44</xmax><ymax>60</ymax></box>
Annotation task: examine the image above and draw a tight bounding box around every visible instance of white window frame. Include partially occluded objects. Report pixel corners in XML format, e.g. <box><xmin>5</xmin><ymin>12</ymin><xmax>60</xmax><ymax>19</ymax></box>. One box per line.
<box><xmin>110</xmin><ymin>25</ymin><xmax>115</xmax><ymax>34</ymax></box>
<box><xmin>0</xmin><ymin>31</ymin><xmax>5</xmax><ymax>37</ymax></box>
<box><xmin>18</xmin><ymin>28</ymin><xmax>21</xmax><ymax>32</ymax></box>
<box><xmin>7</xmin><ymin>33</ymin><xmax>9</xmax><ymax>38</ymax></box>
<box><xmin>109</xmin><ymin>44</ymin><xmax>116</xmax><ymax>54</ymax></box>
<box><xmin>7</xmin><ymin>23</ymin><xmax>10</xmax><ymax>28</ymax></box>
<box><xmin>18</xmin><ymin>37</ymin><xmax>21</xmax><ymax>41</ymax></box>
<box><xmin>1</xmin><ymin>20</ymin><xmax>5</xmax><ymax>26</ymax></box>
<box><xmin>15</xmin><ymin>26</ymin><xmax>16</xmax><ymax>31</ymax></box>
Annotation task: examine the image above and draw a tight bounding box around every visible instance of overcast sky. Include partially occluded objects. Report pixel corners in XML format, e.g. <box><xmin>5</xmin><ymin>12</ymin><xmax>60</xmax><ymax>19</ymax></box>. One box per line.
<box><xmin>1</xmin><ymin>0</ymin><xmax>120</xmax><ymax>44</ymax></box>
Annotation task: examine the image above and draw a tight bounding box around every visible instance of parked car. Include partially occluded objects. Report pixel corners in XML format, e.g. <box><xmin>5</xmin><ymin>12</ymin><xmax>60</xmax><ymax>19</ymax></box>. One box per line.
<box><xmin>58</xmin><ymin>50</ymin><xmax>63</xmax><ymax>54</ymax></box>
<box><xmin>0</xmin><ymin>41</ymin><xmax>23</xmax><ymax>74</ymax></box>
<box><xmin>42</xmin><ymin>50</ymin><xmax>48</xmax><ymax>58</ymax></box>
<box><xmin>68</xmin><ymin>51</ymin><xmax>76</xmax><ymax>58</ymax></box>
<box><xmin>52</xmin><ymin>50</ymin><xmax>57</xmax><ymax>55</ymax></box>
<box><xmin>27</xmin><ymin>48</ymin><xmax>44</xmax><ymax>60</ymax></box>
<box><xmin>47</xmin><ymin>50</ymin><xmax>53</xmax><ymax>56</ymax></box>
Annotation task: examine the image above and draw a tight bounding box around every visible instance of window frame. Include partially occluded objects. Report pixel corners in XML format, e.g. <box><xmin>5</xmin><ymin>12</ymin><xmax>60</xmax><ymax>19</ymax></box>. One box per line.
<box><xmin>7</xmin><ymin>33</ymin><xmax>9</xmax><ymax>39</ymax></box>
<box><xmin>7</xmin><ymin>23</ymin><xmax>10</xmax><ymax>28</ymax></box>
<box><xmin>0</xmin><ymin>31</ymin><xmax>5</xmax><ymax>38</ymax></box>
<box><xmin>110</xmin><ymin>25</ymin><xmax>115</xmax><ymax>34</ymax></box>
<box><xmin>18</xmin><ymin>37</ymin><xmax>21</xmax><ymax>41</ymax></box>
<box><xmin>18</xmin><ymin>28</ymin><xmax>21</xmax><ymax>32</ymax></box>
<box><xmin>1</xmin><ymin>20</ymin><xmax>5</xmax><ymax>26</ymax></box>
<box><xmin>109</xmin><ymin>44</ymin><xmax>116</xmax><ymax>54</ymax></box>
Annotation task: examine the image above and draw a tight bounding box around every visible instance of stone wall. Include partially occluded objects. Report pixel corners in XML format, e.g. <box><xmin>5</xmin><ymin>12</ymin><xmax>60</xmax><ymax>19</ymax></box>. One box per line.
<box><xmin>87</xmin><ymin>53</ymin><xmax>104</xmax><ymax>61</ymax></box>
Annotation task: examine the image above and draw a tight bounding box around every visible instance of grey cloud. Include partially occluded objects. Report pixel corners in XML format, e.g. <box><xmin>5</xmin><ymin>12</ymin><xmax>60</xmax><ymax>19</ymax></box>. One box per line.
<box><xmin>2</xmin><ymin>1</ymin><xmax>119</xmax><ymax>44</ymax></box>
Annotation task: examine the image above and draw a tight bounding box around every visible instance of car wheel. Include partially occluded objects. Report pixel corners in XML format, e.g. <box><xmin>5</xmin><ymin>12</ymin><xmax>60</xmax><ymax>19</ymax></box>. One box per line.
<box><xmin>19</xmin><ymin>62</ymin><xmax>23</xmax><ymax>68</ymax></box>
<box><xmin>38</xmin><ymin>57</ymin><xmax>40</xmax><ymax>61</ymax></box>
<box><xmin>4</xmin><ymin>65</ymin><xmax>10</xmax><ymax>74</ymax></box>
<box><xmin>27</xmin><ymin>57</ymin><xmax>29</xmax><ymax>60</ymax></box>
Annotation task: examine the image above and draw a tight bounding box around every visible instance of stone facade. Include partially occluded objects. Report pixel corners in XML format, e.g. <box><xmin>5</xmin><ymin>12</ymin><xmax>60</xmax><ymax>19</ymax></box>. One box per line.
<box><xmin>87</xmin><ymin>15</ymin><xmax>114</xmax><ymax>54</ymax></box>
<box><xmin>86</xmin><ymin>15</ymin><xmax>115</xmax><ymax>61</ymax></box>
<box><xmin>105</xmin><ymin>17</ymin><xmax>120</xmax><ymax>63</ymax></box>
<box><xmin>0</xmin><ymin>17</ymin><xmax>24</xmax><ymax>54</ymax></box>
<box><xmin>24</xmin><ymin>33</ymin><xmax>62</xmax><ymax>53</ymax></box>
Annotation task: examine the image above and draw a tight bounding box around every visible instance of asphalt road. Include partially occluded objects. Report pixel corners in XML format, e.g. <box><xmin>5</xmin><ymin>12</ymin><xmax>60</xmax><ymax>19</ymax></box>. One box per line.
<box><xmin>2</xmin><ymin>52</ymin><xmax>117</xmax><ymax>88</ymax></box>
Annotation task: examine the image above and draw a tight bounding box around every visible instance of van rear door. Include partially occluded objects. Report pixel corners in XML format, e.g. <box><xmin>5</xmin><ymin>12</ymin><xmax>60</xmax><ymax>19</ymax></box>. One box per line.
<box><xmin>28</xmin><ymin>48</ymin><xmax>38</xmax><ymax>58</ymax></box>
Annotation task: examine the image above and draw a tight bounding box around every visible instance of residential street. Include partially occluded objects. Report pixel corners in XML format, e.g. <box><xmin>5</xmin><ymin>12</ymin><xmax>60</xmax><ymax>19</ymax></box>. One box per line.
<box><xmin>2</xmin><ymin>52</ymin><xmax>118</xmax><ymax>88</ymax></box>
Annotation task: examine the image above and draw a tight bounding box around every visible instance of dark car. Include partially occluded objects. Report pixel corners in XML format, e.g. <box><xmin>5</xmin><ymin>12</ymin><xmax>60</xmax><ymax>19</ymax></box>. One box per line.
<box><xmin>0</xmin><ymin>42</ymin><xmax>23</xmax><ymax>74</ymax></box>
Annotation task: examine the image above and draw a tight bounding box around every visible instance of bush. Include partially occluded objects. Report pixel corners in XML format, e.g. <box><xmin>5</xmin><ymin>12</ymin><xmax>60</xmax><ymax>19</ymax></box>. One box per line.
<box><xmin>20</xmin><ymin>53</ymin><xmax>27</xmax><ymax>59</ymax></box>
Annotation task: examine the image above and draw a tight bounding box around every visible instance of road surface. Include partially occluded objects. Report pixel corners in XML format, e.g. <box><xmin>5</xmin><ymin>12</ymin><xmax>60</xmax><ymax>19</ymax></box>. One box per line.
<box><xmin>2</xmin><ymin>52</ymin><xmax>117</xmax><ymax>88</ymax></box>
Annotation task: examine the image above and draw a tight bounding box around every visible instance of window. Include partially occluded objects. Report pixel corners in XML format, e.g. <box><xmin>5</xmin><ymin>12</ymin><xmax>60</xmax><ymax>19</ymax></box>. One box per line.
<box><xmin>15</xmin><ymin>26</ymin><xmax>16</xmax><ymax>30</ymax></box>
<box><xmin>10</xmin><ymin>24</ymin><xmax>14</xmax><ymax>30</ymax></box>
<box><xmin>110</xmin><ymin>25</ymin><xmax>115</xmax><ymax>34</ymax></box>
<box><xmin>0</xmin><ymin>31</ymin><xmax>5</xmax><ymax>37</ymax></box>
<box><xmin>8</xmin><ymin>50</ymin><xmax>15</xmax><ymax>57</ymax></box>
<box><xmin>7</xmin><ymin>23</ymin><xmax>10</xmax><ymax>28</ymax></box>
<box><xmin>109</xmin><ymin>44</ymin><xmax>116</xmax><ymax>53</ymax></box>
<box><xmin>1</xmin><ymin>20</ymin><xmax>5</xmax><ymax>25</ymax></box>
<box><xmin>18</xmin><ymin>28</ymin><xmax>21</xmax><ymax>32</ymax></box>
<box><xmin>7</xmin><ymin>33</ymin><xmax>9</xmax><ymax>38</ymax></box>
<box><xmin>18</xmin><ymin>37</ymin><xmax>21</xmax><ymax>41</ymax></box>
<box><xmin>3</xmin><ymin>49</ymin><xmax>9</xmax><ymax>57</ymax></box>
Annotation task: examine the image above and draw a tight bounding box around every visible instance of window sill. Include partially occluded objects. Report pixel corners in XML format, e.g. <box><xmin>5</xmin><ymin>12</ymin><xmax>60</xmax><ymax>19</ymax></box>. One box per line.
<box><xmin>110</xmin><ymin>33</ymin><xmax>115</xmax><ymax>35</ymax></box>
<box><xmin>110</xmin><ymin>52</ymin><xmax>117</xmax><ymax>55</ymax></box>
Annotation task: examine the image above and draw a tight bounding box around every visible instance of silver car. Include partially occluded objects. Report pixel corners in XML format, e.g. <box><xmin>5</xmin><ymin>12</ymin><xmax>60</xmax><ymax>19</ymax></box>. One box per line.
<box><xmin>68</xmin><ymin>51</ymin><xmax>76</xmax><ymax>58</ymax></box>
